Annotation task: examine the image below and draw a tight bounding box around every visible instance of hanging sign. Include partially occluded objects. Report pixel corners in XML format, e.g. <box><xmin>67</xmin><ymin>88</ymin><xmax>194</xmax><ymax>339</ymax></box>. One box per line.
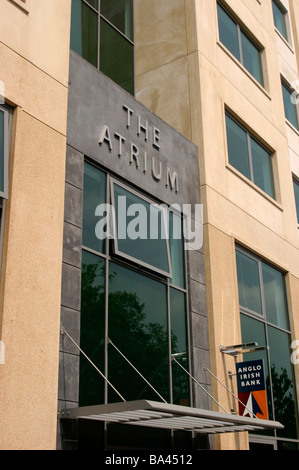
<box><xmin>236</xmin><ymin>359</ymin><xmax>268</xmax><ymax>420</ymax></box>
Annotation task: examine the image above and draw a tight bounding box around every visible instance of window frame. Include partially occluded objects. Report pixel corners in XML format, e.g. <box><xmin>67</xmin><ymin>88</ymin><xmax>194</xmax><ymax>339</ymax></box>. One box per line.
<box><xmin>110</xmin><ymin>177</ymin><xmax>173</xmax><ymax>279</ymax></box>
<box><xmin>70</xmin><ymin>0</ymin><xmax>135</xmax><ymax>95</ymax></box>
<box><xmin>0</xmin><ymin>104</ymin><xmax>10</xmax><ymax>200</ymax></box>
<box><xmin>272</xmin><ymin>0</ymin><xmax>289</xmax><ymax>43</ymax></box>
<box><xmin>225</xmin><ymin>111</ymin><xmax>276</xmax><ymax>199</ymax></box>
<box><xmin>293</xmin><ymin>176</ymin><xmax>299</xmax><ymax>226</ymax></box>
<box><xmin>236</xmin><ymin>246</ymin><xmax>290</xmax><ymax>332</ymax></box>
<box><xmin>80</xmin><ymin>161</ymin><xmax>191</xmax><ymax>408</ymax></box>
<box><xmin>217</xmin><ymin>1</ymin><xmax>264</xmax><ymax>87</ymax></box>
<box><xmin>281</xmin><ymin>79</ymin><xmax>299</xmax><ymax>131</ymax></box>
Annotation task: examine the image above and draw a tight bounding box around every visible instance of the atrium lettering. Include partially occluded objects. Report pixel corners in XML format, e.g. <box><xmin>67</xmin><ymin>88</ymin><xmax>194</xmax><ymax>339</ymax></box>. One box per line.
<box><xmin>99</xmin><ymin>105</ymin><xmax>179</xmax><ymax>193</ymax></box>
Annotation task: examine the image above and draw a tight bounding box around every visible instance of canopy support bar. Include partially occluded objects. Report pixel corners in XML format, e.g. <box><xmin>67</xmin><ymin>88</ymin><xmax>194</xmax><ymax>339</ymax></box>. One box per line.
<box><xmin>60</xmin><ymin>327</ymin><xmax>126</xmax><ymax>403</ymax></box>
<box><xmin>203</xmin><ymin>366</ymin><xmax>258</xmax><ymax>419</ymax></box>
<box><xmin>172</xmin><ymin>356</ymin><xmax>229</xmax><ymax>414</ymax></box>
<box><xmin>108</xmin><ymin>338</ymin><xmax>167</xmax><ymax>404</ymax></box>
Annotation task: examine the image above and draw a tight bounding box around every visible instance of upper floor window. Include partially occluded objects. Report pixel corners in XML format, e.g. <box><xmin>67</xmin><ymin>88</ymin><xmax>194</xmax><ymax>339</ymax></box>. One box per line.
<box><xmin>236</xmin><ymin>247</ymin><xmax>299</xmax><ymax>442</ymax></box>
<box><xmin>272</xmin><ymin>0</ymin><xmax>289</xmax><ymax>41</ymax></box>
<box><xmin>225</xmin><ymin>112</ymin><xmax>275</xmax><ymax>199</ymax></box>
<box><xmin>282</xmin><ymin>80</ymin><xmax>299</xmax><ymax>131</ymax></box>
<box><xmin>293</xmin><ymin>178</ymin><xmax>299</xmax><ymax>224</ymax></box>
<box><xmin>217</xmin><ymin>2</ymin><xmax>264</xmax><ymax>86</ymax></box>
<box><xmin>70</xmin><ymin>0</ymin><xmax>134</xmax><ymax>95</ymax></box>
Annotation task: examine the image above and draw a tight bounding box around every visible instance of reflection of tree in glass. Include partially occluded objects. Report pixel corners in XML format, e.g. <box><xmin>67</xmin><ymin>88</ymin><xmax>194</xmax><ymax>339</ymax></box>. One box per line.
<box><xmin>108</xmin><ymin>268</ymin><xmax>170</xmax><ymax>404</ymax></box>
<box><xmin>79</xmin><ymin>260</ymin><xmax>106</xmax><ymax>406</ymax></box>
<box><xmin>79</xmin><ymin>261</ymin><xmax>189</xmax><ymax>407</ymax></box>
<box><xmin>271</xmin><ymin>365</ymin><xmax>298</xmax><ymax>439</ymax></box>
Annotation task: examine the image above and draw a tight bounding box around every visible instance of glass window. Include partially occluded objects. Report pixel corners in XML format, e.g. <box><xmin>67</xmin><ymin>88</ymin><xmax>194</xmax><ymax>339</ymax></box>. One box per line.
<box><xmin>226</xmin><ymin>113</ymin><xmax>275</xmax><ymax>198</ymax></box>
<box><xmin>108</xmin><ymin>262</ymin><xmax>169</xmax><ymax>403</ymax></box>
<box><xmin>70</xmin><ymin>0</ymin><xmax>134</xmax><ymax>94</ymax></box>
<box><xmin>169</xmin><ymin>211</ymin><xmax>186</xmax><ymax>289</ymax></box>
<box><xmin>237</xmin><ymin>248</ymin><xmax>299</xmax><ymax>442</ymax></box>
<box><xmin>293</xmin><ymin>178</ymin><xmax>299</xmax><ymax>224</ymax></box>
<box><xmin>262</xmin><ymin>262</ymin><xmax>289</xmax><ymax>330</ymax></box>
<box><xmin>250</xmin><ymin>138</ymin><xmax>275</xmax><ymax>199</ymax></box>
<box><xmin>241</xmin><ymin>31</ymin><xmax>264</xmax><ymax>86</ymax></box>
<box><xmin>217</xmin><ymin>3</ymin><xmax>240</xmax><ymax>61</ymax></box>
<box><xmin>101</xmin><ymin>0</ymin><xmax>134</xmax><ymax>40</ymax></box>
<box><xmin>80</xmin><ymin>162</ymin><xmax>190</xmax><ymax>410</ymax></box>
<box><xmin>282</xmin><ymin>82</ymin><xmax>299</xmax><ymax>130</ymax></box>
<box><xmin>170</xmin><ymin>288</ymin><xmax>189</xmax><ymax>406</ymax></box>
<box><xmin>226</xmin><ymin>113</ymin><xmax>251</xmax><ymax>180</ymax></box>
<box><xmin>111</xmin><ymin>180</ymin><xmax>171</xmax><ymax>277</ymax></box>
<box><xmin>83</xmin><ymin>162</ymin><xmax>107</xmax><ymax>254</ymax></box>
<box><xmin>79</xmin><ymin>250</ymin><xmax>106</xmax><ymax>406</ymax></box>
<box><xmin>267</xmin><ymin>327</ymin><xmax>299</xmax><ymax>439</ymax></box>
<box><xmin>217</xmin><ymin>2</ymin><xmax>264</xmax><ymax>85</ymax></box>
<box><xmin>272</xmin><ymin>0</ymin><xmax>288</xmax><ymax>41</ymax></box>
<box><xmin>100</xmin><ymin>18</ymin><xmax>134</xmax><ymax>95</ymax></box>
<box><xmin>70</xmin><ymin>0</ymin><xmax>98</xmax><ymax>68</ymax></box>
<box><xmin>236</xmin><ymin>249</ymin><xmax>263</xmax><ymax>315</ymax></box>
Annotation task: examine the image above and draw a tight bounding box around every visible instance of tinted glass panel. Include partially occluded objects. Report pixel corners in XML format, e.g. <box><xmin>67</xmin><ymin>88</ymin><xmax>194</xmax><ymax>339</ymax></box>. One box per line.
<box><xmin>217</xmin><ymin>3</ymin><xmax>240</xmax><ymax>61</ymax></box>
<box><xmin>85</xmin><ymin>0</ymin><xmax>98</xmax><ymax>10</ymax></box>
<box><xmin>272</xmin><ymin>1</ymin><xmax>288</xmax><ymax>40</ymax></box>
<box><xmin>262</xmin><ymin>263</ymin><xmax>289</xmax><ymax>330</ymax></box>
<box><xmin>282</xmin><ymin>83</ymin><xmax>299</xmax><ymax>130</ymax></box>
<box><xmin>226</xmin><ymin>114</ymin><xmax>251</xmax><ymax>179</ymax></box>
<box><xmin>236</xmin><ymin>250</ymin><xmax>263</xmax><ymax>315</ymax></box>
<box><xmin>79</xmin><ymin>250</ymin><xmax>106</xmax><ymax>406</ymax></box>
<box><xmin>108</xmin><ymin>262</ymin><xmax>169</xmax><ymax>403</ymax></box>
<box><xmin>268</xmin><ymin>327</ymin><xmax>299</xmax><ymax>439</ymax></box>
<box><xmin>0</xmin><ymin>110</ymin><xmax>4</xmax><ymax>193</ymax></box>
<box><xmin>169</xmin><ymin>212</ymin><xmax>185</xmax><ymax>289</ymax></box>
<box><xmin>113</xmin><ymin>182</ymin><xmax>171</xmax><ymax>276</ymax></box>
<box><xmin>250</xmin><ymin>138</ymin><xmax>275</xmax><ymax>198</ymax></box>
<box><xmin>101</xmin><ymin>0</ymin><xmax>133</xmax><ymax>40</ymax></box>
<box><xmin>100</xmin><ymin>18</ymin><xmax>134</xmax><ymax>95</ymax></box>
<box><xmin>293</xmin><ymin>179</ymin><xmax>299</xmax><ymax>224</ymax></box>
<box><xmin>83</xmin><ymin>162</ymin><xmax>106</xmax><ymax>254</ymax></box>
<box><xmin>70</xmin><ymin>0</ymin><xmax>98</xmax><ymax>67</ymax></box>
<box><xmin>170</xmin><ymin>288</ymin><xmax>189</xmax><ymax>406</ymax></box>
<box><xmin>241</xmin><ymin>31</ymin><xmax>263</xmax><ymax>85</ymax></box>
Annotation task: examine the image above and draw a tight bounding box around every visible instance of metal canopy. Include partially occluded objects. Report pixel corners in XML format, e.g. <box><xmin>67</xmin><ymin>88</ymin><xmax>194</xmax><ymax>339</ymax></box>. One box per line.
<box><xmin>58</xmin><ymin>400</ymin><xmax>284</xmax><ymax>435</ymax></box>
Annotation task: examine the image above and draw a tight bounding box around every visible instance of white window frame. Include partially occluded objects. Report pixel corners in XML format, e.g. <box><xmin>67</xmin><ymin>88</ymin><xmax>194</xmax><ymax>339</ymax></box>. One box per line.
<box><xmin>110</xmin><ymin>177</ymin><xmax>173</xmax><ymax>279</ymax></box>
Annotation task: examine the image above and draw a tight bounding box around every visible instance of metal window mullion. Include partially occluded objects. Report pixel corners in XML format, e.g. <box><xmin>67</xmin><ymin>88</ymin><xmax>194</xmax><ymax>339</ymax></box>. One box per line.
<box><xmin>167</xmin><ymin>282</ymin><xmax>173</xmax><ymax>405</ymax></box>
<box><xmin>104</xmin><ymin>174</ymin><xmax>111</xmax><ymax>405</ymax></box>
<box><xmin>258</xmin><ymin>259</ymin><xmax>277</xmax><ymax>429</ymax></box>
<box><xmin>97</xmin><ymin>10</ymin><xmax>101</xmax><ymax>70</ymax></box>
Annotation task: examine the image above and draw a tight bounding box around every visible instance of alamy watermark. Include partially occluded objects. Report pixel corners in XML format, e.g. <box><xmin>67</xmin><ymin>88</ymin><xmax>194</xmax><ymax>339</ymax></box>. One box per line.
<box><xmin>291</xmin><ymin>340</ymin><xmax>299</xmax><ymax>365</ymax></box>
<box><xmin>94</xmin><ymin>198</ymin><xmax>203</xmax><ymax>251</ymax></box>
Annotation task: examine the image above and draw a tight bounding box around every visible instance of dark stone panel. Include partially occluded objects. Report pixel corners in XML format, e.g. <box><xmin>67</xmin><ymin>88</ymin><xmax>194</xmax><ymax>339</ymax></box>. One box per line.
<box><xmin>64</xmin><ymin>182</ymin><xmax>83</xmax><ymax>228</ymax></box>
<box><xmin>65</xmin><ymin>146</ymin><xmax>84</xmax><ymax>190</ymax></box>
<box><xmin>61</xmin><ymin>263</ymin><xmax>81</xmax><ymax>311</ymax></box>
<box><xmin>63</xmin><ymin>221</ymin><xmax>82</xmax><ymax>268</ymax></box>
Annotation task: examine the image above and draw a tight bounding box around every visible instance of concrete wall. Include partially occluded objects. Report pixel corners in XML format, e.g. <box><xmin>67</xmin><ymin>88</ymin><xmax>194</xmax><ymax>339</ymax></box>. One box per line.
<box><xmin>0</xmin><ymin>0</ymin><xmax>71</xmax><ymax>449</ymax></box>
